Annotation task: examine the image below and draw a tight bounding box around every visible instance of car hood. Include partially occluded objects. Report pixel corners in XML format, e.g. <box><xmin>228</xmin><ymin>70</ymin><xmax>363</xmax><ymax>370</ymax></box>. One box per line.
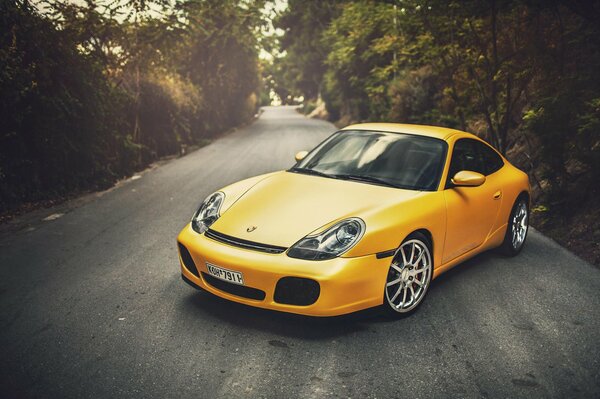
<box><xmin>210</xmin><ymin>171</ymin><xmax>421</xmax><ymax>248</ymax></box>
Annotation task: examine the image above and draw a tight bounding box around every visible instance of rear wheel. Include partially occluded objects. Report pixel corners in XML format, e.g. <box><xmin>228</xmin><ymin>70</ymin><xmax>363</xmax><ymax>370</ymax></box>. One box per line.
<box><xmin>499</xmin><ymin>195</ymin><xmax>529</xmax><ymax>256</ymax></box>
<box><xmin>383</xmin><ymin>232</ymin><xmax>432</xmax><ymax>317</ymax></box>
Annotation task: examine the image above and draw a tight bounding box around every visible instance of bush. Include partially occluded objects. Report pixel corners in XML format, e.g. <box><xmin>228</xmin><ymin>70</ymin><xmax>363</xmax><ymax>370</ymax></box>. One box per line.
<box><xmin>0</xmin><ymin>1</ymin><xmax>263</xmax><ymax>214</ymax></box>
<box><xmin>0</xmin><ymin>2</ymin><xmax>131</xmax><ymax>211</ymax></box>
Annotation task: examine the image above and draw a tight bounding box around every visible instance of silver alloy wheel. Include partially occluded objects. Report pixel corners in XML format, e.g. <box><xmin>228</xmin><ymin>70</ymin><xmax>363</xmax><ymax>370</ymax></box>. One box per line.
<box><xmin>385</xmin><ymin>239</ymin><xmax>432</xmax><ymax>313</ymax></box>
<box><xmin>511</xmin><ymin>201</ymin><xmax>528</xmax><ymax>250</ymax></box>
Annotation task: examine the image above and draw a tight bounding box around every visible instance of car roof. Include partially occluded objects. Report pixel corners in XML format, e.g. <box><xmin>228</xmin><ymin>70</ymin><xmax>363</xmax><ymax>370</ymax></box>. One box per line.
<box><xmin>341</xmin><ymin>123</ymin><xmax>472</xmax><ymax>141</ymax></box>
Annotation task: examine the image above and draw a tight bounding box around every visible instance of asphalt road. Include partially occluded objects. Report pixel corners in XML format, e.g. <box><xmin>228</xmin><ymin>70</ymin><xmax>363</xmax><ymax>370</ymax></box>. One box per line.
<box><xmin>1</xmin><ymin>106</ymin><xmax>599</xmax><ymax>399</ymax></box>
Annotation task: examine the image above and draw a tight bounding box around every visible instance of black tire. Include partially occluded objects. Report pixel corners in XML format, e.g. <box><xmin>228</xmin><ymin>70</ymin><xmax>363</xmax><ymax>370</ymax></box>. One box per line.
<box><xmin>382</xmin><ymin>232</ymin><xmax>433</xmax><ymax>318</ymax></box>
<box><xmin>498</xmin><ymin>195</ymin><xmax>529</xmax><ymax>256</ymax></box>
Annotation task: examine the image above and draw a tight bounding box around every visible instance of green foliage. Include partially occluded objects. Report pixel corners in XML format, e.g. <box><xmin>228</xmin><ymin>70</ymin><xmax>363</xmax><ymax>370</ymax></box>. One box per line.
<box><xmin>271</xmin><ymin>0</ymin><xmax>340</xmax><ymax>103</ymax></box>
<box><xmin>521</xmin><ymin>1</ymin><xmax>600</xmax><ymax>211</ymax></box>
<box><xmin>0</xmin><ymin>0</ymin><xmax>264</xmax><ymax>213</ymax></box>
<box><xmin>302</xmin><ymin>99</ymin><xmax>318</xmax><ymax>115</ymax></box>
<box><xmin>322</xmin><ymin>1</ymin><xmax>396</xmax><ymax>121</ymax></box>
<box><xmin>387</xmin><ymin>66</ymin><xmax>443</xmax><ymax>125</ymax></box>
<box><xmin>179</xmin><ymin>0</ymin><xmax>264</xmax><ymax>133</ymax></box>
<box><xmin>275</xmin><ymin>0</ymin><xmax>600</xmax><ymax>216</ymax></box>
<box><xmin>0</xmin><ymin>0</ymin><xmax>131</xmax><ymax>208</ymax></box>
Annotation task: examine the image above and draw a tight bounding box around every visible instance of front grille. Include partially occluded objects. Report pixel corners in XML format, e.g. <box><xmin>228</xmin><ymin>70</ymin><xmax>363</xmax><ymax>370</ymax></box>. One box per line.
<box><xmin>178</xmin><ymin>242</ymin><xmax>199</xmax><ymax>277</ymax></box>
<box><xmin>205</xmin><ymin>229</ymin><xmax>287</xmax><ymax>254</ymax></box>
<box><xmin>201</xmin><ymin>272</ymin><xmax>266</xmax><ymax>301</ymax></box>
<box><xmin>274</xmin><ymin>277</ymin><xmax>320</xmax><ymax>306</ymax></box>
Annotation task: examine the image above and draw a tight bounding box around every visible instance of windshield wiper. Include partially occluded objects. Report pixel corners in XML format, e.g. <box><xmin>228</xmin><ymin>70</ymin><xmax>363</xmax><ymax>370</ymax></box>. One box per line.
<box><xmin>334</xmin><ymin>174</ymin><xmax>399</xmax><ymax>188</ymax></box>
<box><xmin>289</xmin><ymin>167</ymin><xmax>336</xmax><ymax>179</ymax></box>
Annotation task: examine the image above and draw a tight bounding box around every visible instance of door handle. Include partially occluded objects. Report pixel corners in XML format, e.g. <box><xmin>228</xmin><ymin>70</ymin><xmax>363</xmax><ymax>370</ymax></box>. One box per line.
<box><xmin>493</xmin><ymin>190</ymin><xmax>502</xmax><ymax>200</ymax></box>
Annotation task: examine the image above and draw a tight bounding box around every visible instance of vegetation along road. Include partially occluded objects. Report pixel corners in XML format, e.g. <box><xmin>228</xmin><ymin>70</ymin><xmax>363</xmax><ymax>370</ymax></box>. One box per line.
<box><xmin>0</xmin><ymin>107</ymin><xmax>598</xmax><ymax>398</ymax></box>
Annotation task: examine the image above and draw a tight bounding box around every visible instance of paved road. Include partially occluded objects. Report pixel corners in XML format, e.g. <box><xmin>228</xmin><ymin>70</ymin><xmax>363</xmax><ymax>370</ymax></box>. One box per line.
<box><xmin>1</xmin><ymin>106</ymin><xmax>599</xmax><ymax>399</ymax></box>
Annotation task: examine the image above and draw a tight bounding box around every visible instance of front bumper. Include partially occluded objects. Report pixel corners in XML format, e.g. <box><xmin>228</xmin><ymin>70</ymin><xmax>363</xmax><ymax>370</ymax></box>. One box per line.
<box><xmin>177</xmin><ymin>223</ymin><xmax>389</xmax><ymax>316</ymax></box>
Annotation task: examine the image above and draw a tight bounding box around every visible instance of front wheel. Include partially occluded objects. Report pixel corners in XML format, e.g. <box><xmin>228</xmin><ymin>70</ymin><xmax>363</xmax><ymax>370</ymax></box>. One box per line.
<box><xmin>499</xmin><ymin>196</ymin><xmax>529</xmax><ymax>256</ymax></box>
<box><xmin>383</xmin><ymin>232</ymin><xmax>433</xmax><ymax>317</ymax></box>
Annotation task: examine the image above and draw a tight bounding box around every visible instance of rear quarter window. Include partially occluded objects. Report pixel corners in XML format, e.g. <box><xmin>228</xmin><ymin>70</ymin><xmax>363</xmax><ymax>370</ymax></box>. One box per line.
<box><xmin>476</xmin><ymin>141</ymin><xmax>504</xmax><ymax>175</ymax></box>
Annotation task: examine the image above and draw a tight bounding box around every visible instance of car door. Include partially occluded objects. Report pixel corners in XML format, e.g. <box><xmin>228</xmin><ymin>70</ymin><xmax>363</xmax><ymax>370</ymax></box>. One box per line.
<box><xmin>442</xmin><ymin>138</ymin><xmax>503</xmax><ymax>263</ymax></box>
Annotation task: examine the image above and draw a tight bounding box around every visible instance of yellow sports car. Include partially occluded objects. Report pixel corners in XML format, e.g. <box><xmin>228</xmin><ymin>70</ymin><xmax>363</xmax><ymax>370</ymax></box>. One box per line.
<box><xmin>177</xmin><ymin>123</ymin><xmax>530</xmax><ymax>317</ymax></box>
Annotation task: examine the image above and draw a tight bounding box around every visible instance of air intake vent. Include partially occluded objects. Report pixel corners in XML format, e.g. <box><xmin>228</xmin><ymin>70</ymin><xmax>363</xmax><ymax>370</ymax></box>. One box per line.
<box><xmin>178</xmin><ymin>242</ymin><xmax>199</xmax><ymax>277</ymax></box>
<box><xmin>274</xmin><ymin>277</ymin><xmax>320</xmax><ymax>306</ymax></box>
<box><xmin>205</xmin><ymin>229</ymin><xmax>287</xmax><ymax>254</ymax></box>
<box><xmin>201</xmin><ymin>272</ymin><xmax>266</xmax><ymax>301</ymax></box>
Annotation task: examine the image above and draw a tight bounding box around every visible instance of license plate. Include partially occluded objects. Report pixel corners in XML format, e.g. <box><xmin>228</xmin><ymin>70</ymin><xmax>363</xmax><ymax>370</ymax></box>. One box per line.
<box><xmin>206</xmin><ymin>262</ymin><xmax>244</xmax><ymax>285</ymax></box>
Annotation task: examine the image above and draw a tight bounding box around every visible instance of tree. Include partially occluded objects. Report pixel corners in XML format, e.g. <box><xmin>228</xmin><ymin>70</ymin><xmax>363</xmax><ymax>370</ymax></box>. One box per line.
<box><xmin>274</xmin><ymin>0</ymin><xmax>340</xmax><ymax>102</ymax></box>
<box><xmin>0</xmin><ymin>0</ymin><xmax>266</xmax><ymax>213</ymax></box>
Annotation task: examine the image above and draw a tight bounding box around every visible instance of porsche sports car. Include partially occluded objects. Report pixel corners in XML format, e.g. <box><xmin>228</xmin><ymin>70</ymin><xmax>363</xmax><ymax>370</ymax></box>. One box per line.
<box><xmin>177</xmin><ymin>123</ymin><xmax>530</xmax><ymax>317</ymax></box>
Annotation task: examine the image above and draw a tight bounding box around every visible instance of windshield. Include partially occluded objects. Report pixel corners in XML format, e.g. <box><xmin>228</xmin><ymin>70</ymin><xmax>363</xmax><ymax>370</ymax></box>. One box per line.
<box><xmin>291</xmin><ymin>130</ymin><xmax>447</xmax><ymax>191</ymax></box>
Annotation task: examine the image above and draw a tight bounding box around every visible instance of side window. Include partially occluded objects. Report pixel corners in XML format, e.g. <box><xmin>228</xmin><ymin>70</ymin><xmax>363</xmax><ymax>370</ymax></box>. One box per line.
<box><xmin>447</xmin><ymin>139</ymin><xmax>485</xmax><ymax>184</ymax></box>
<box><xmin>475</xmin><ymin>141</ymin><xmax>504</xmax><ymax>175</ymax></box>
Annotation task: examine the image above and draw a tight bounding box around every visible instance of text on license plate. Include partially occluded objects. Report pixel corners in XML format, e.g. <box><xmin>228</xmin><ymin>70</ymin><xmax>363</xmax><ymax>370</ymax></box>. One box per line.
<box><xmin>206</xmin><ymin>262</ymin><xmax>244</xmax><ymax>285</ymax></box>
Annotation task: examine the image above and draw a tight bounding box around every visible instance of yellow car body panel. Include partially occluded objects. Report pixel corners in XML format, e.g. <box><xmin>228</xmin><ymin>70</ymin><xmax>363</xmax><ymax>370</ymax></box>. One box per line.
<box><xmin>342</xmin><ymin>122</ymin><xmax>463</xmax><ymax>140</ymax></box>
<box><xmin>211</xmin><ymin>171</ymin><xmax>421</xmax><ymax>249</ymax></box>
<box><xmin>177</xmin><ymin>124</ymin><xmax>530</xmax><ymax>316</ymax></box>
<box><xmin>178</xmin><ymin>223</ymin><xmax>391</xmax><ymax>316</ymax></box>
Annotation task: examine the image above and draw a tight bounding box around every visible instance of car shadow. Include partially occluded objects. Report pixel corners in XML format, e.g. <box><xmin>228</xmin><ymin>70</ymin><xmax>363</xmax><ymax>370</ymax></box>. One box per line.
<box><xmin>177</xmin><ymin>249</ymin><xmax>503</xmax><ymax>340</ymax></box>
<box><xmin>180</xmin><ymin>288</ymin><xmax>391</xmax><ymax>340</ymax></box>
<box><xmin>429</xmin><ymin>249</ymin><xmax>498</xmax><ymax>289</ymax></box>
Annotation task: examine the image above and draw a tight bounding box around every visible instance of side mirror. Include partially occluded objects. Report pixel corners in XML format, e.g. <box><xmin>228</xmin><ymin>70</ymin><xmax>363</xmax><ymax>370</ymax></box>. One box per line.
<box><xmin>451</xmin><ymin>170</ymin><xmax>486</xmax><ymax>187</ymax></box>
<box><xmin>295</xmin><ymin>150</ymin><xmax>308</xmax><ymax>162</ymax></box>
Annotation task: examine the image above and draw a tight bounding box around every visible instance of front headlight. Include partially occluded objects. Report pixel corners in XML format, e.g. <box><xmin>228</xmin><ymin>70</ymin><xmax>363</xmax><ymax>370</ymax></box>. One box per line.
<box><xmin>191</xmin><ymin>192</ymin><xmax>225</xmax><ymax>233</ymax></box>
<box><xmin>287</xmin><ymin>218</ymin><xmax>365</xmax><ymax>260</ymax></box>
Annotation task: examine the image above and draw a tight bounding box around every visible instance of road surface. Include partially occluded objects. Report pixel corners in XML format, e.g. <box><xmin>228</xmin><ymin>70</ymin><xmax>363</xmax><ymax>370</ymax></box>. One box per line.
<box><xmin>1</xmin><ymin>106</ymin><xmax>599</xmax><ymax>398</ymax></box>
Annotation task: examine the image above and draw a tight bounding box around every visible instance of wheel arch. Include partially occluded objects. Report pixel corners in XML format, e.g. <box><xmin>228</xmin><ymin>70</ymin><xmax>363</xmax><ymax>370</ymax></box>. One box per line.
<box><xmin>409</xmin><ymin>228</ymin><xmax>433</xmax><ymax>249</ymax></box>
<box><xmin>404</xmin><ymin>228</ymin><xmax>434</xmax><ymax>263</ymax></box>
<box><xmin>517</xmin><ymin>190</ymin><xmax>530</xmax><ymax>207</ymax></box>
